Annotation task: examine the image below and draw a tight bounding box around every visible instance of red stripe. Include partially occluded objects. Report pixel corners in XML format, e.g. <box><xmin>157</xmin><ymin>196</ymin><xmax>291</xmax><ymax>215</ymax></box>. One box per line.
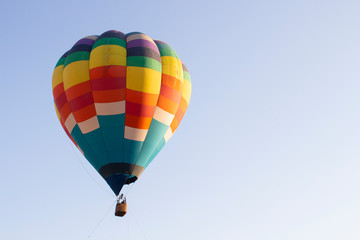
<box><xmin>160</xmin><ymin>84</ymin><xmax>181</xmax><ymax>103</ymax></box>
<box><xmin>55</xmin><ymin>92</ymin><xmax>67</xmax><ymax>112</ymax></box>
<box><xmin>91</xmin><ymin>77</ymin><xmax>126</xmax><ymax>90</ymax></box>
<box><xmin>65</xmin><ymin>81</ymin><xmax>92</xmax><ymax>101</ymax></box>
<box><xmin>126</xmin><ymin>102</ymin><xmax>156</xmax><ymax>118</ymax></box>
<box><xmin>68</xmin><ymin>92</ymin><xmax>94</xmax><ymax>112</ymax></box>
<box><xmin>53</xmin><ymin>83</ymin><xmax>64</xmax><ymax>99</ymax></box>
<box><xmin>93</xmin><ymin>89</ymin><xmax>125</xmax><ymax>103</ymax></box>
<box><xmin>89</xmin><ymin>65</ymin><xmax>126</xmax><ymax>79</ymax></box>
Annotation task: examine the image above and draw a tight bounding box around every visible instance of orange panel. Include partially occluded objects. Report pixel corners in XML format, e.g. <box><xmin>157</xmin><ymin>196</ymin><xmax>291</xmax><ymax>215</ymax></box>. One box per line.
<box><xmin>179</xmin><ymin>97</ymin><xmax>189</xmax><ymax>111</ymax></box>
<box><xmin>72</xmin><ymin>104</ymin><xmax>97</xmax><ymax>122</ymax></box>
<box><xmin>126</xmin><ymin>89</ymin><xmax>158</xmax><ymax>106</ymax></box>
<box><xmin>170</xmin><ymin>117</ymin><xmax>180</xmax><ymax>132</ymax></box>
<box><xmin>157</xmin><ymin>95</ymin><xmax>179</xmax><ymax>115</ymax></box>
<box><xmin>174</xmin><ymin>106</ymin><xmax>185</xmax><ymax>121</ymax></box>
<box><xmin>161</xmin><ymin>74</ymin><xmax>183</xmax><ymax>92</ymax></box>
<box><xmin>125</xmin><ymin>114</ymin><xmax>152</xmax><ymax>129</ymax></box>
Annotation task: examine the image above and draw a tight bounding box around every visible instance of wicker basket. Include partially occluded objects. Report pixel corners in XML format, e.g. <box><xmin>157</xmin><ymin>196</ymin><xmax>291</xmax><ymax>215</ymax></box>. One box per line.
<box><xmin>115</xmin><ymin>203</ymin><xmax>127</xmax><ymax>217</ymax></box>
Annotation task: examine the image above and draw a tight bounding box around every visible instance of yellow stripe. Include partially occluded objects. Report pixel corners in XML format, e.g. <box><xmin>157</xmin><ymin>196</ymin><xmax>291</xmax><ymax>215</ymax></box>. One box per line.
<box><xmin>182</xmin><ymin>79</ymin><xmax>192</xmax><ymax>103</ymax></box>
<box><xmin>126</xmin><ymin>66</ymin><xmax>161</xmax><ymax>94</ymax></box>
<box><xmin>161</xmin><ymin>56</ymin><xmax>183</xmax><ymax>81</ymax></box>
<box><xmin>63</xmin><ymin>61</ymin><xmax>90</xmax><ymax>90</ymax></box>
<box><xmin>52</xmin><ymin>65</ymin><xmax>64</xmax><ymax>89</ymax></box>
<box><xmin>90</xmin><ymin>45</ymin><xmax>127</xmax><ymax>69</ymax></box>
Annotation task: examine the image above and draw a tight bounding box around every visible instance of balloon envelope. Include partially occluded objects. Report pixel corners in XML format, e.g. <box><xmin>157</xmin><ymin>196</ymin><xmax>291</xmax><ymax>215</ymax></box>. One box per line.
<box><xmin>52</xmin><ymin>30</ymin><xmax>191</xmax><ymax>195</ymax></box>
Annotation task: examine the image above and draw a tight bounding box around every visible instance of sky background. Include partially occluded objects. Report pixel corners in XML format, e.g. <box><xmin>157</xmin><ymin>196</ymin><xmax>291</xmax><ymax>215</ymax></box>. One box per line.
<box><xmin>1</xmin><ymin>0</ymin><xmax>360</xmax><ymax>239</ymax></box>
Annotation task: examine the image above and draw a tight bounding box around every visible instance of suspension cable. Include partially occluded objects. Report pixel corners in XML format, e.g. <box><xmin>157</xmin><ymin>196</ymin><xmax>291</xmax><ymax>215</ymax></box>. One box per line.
<box><xmin>87</xmin><ymin>199</ymin><xmax>117</xmax><ymax>239</ymax></box>
<box><xmin>68</xmin><ymin>141</ymin><xmax>114</xmax><ymax>197</ymax></box>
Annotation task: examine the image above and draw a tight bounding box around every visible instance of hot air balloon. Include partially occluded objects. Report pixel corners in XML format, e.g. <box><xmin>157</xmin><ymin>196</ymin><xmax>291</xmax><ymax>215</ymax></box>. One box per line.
<box><xmin>52</xmin><ymin>30</ymin><xmax>191</xmax><ymax>216</ymax></box>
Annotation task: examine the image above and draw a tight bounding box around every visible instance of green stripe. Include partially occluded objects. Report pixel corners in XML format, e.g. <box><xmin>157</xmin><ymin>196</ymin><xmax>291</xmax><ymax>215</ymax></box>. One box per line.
<box><xmin>156</xmin><ymin>43</ymin><xmax>179</xmax><ymax>59</ymax></box>
<box><xmin>183</xmin><ymin>71</ymin><xmax>191</xmax><ymax>81</ymax></box>
<box><xmin>158</xmin><ymin>48</ymin><xmax>179</xmax><ymax>59</ymax></box>
<box><xmin>92</xmin><ymin>37</ymin><xmax>127</xmax><ymax>49</ymax></box>
<box><xmin>127</xmin><ymin>56</ymin><xmax>162</xmax><ymax>72</ymax></box>
<box><xmin>55</xmin><ymin>57</ymin><xmax>66</xmax><ymax>68</ymax></box>
<box><xmin>64</xmin><ymin>52</ymin><xmax>90</xmax><ymax>68</ymax></box>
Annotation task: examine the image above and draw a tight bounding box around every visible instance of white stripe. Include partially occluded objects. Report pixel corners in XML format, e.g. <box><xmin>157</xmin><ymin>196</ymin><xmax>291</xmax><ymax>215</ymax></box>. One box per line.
<box><xmin>78</xmin><ymin>116</ymin><xmax>100</xmax><ymax>134</ymax></box>
<box><xmin>153</xmin><ymin>107</ymin><xmax>174</xmax><ymax>125</ymax></box>
<box><xmin>126</xmin><ymin>33</ymin><xmax>154</xmax><ymax>43</ymax></box>
<box><xmin>164</xmin><ymin>127</ymin><xmax>173</xmax><ymax>143</ymax></box>
<box><xmin>125</xmin><ymin>126</ymin><xmax>148</xmax><ymax>141</ymax></box>
<box><xmin>64</xmin><ymin>113</ymin><xmax>76</xmax><ymax>133</ymax></box>
<box><xmin>85</xmin><ymin>35</ymin><xmax>98</xmax><ymax>41</ymax></box>
<box><xmin>95</xmin><ymin>101</ymin><xmax>125</xmax><ymax>115</ymax></box>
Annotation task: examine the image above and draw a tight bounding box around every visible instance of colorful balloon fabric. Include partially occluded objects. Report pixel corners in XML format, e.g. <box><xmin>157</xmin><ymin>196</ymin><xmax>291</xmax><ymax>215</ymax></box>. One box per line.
<box><xmin>52</xmin><ymin>30</ymin><xmax>192</xmax><ymax>195</ymax></box>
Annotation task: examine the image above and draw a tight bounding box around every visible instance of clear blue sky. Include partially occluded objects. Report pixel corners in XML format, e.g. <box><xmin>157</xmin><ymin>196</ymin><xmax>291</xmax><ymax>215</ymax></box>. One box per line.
<box><xmin>1</xmin><ymin>0</ymin><xmax>360</xmax><ymax>239</ymax></box>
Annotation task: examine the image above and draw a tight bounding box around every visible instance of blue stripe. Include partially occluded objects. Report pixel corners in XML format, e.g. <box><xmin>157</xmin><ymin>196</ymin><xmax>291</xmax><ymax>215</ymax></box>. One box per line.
<box><xmin>101</xmin><ymin>125</ymin><xmax>124</xmax><ymax>163</ymax></box>
<box><xmin>144</xmin><ymin>138</ymin><xmax>166</xmax><ymax>168</ymax></box>
<box><xmin>98</xmin><ymin>115</ymin><xmax>125</xmax><ymax>163</ymax></box>
<box><xmin>71</xmin><ymin>125</ymin><xmax>103</xmax><ymax>170</ymax></box>
<box><xmin>84</xmin><ymin>129</ymin><xmax>108</xmax><ymax>158</ymax></box>
<box><xmin>136</xmin><ymin>119</ymin><xmax>169</xmax><ymax>167</ymax></box>
<box><xmin>124</xmin><ymin>139</ymin><xmax>143</xmax><ymax>165</ymax></box>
